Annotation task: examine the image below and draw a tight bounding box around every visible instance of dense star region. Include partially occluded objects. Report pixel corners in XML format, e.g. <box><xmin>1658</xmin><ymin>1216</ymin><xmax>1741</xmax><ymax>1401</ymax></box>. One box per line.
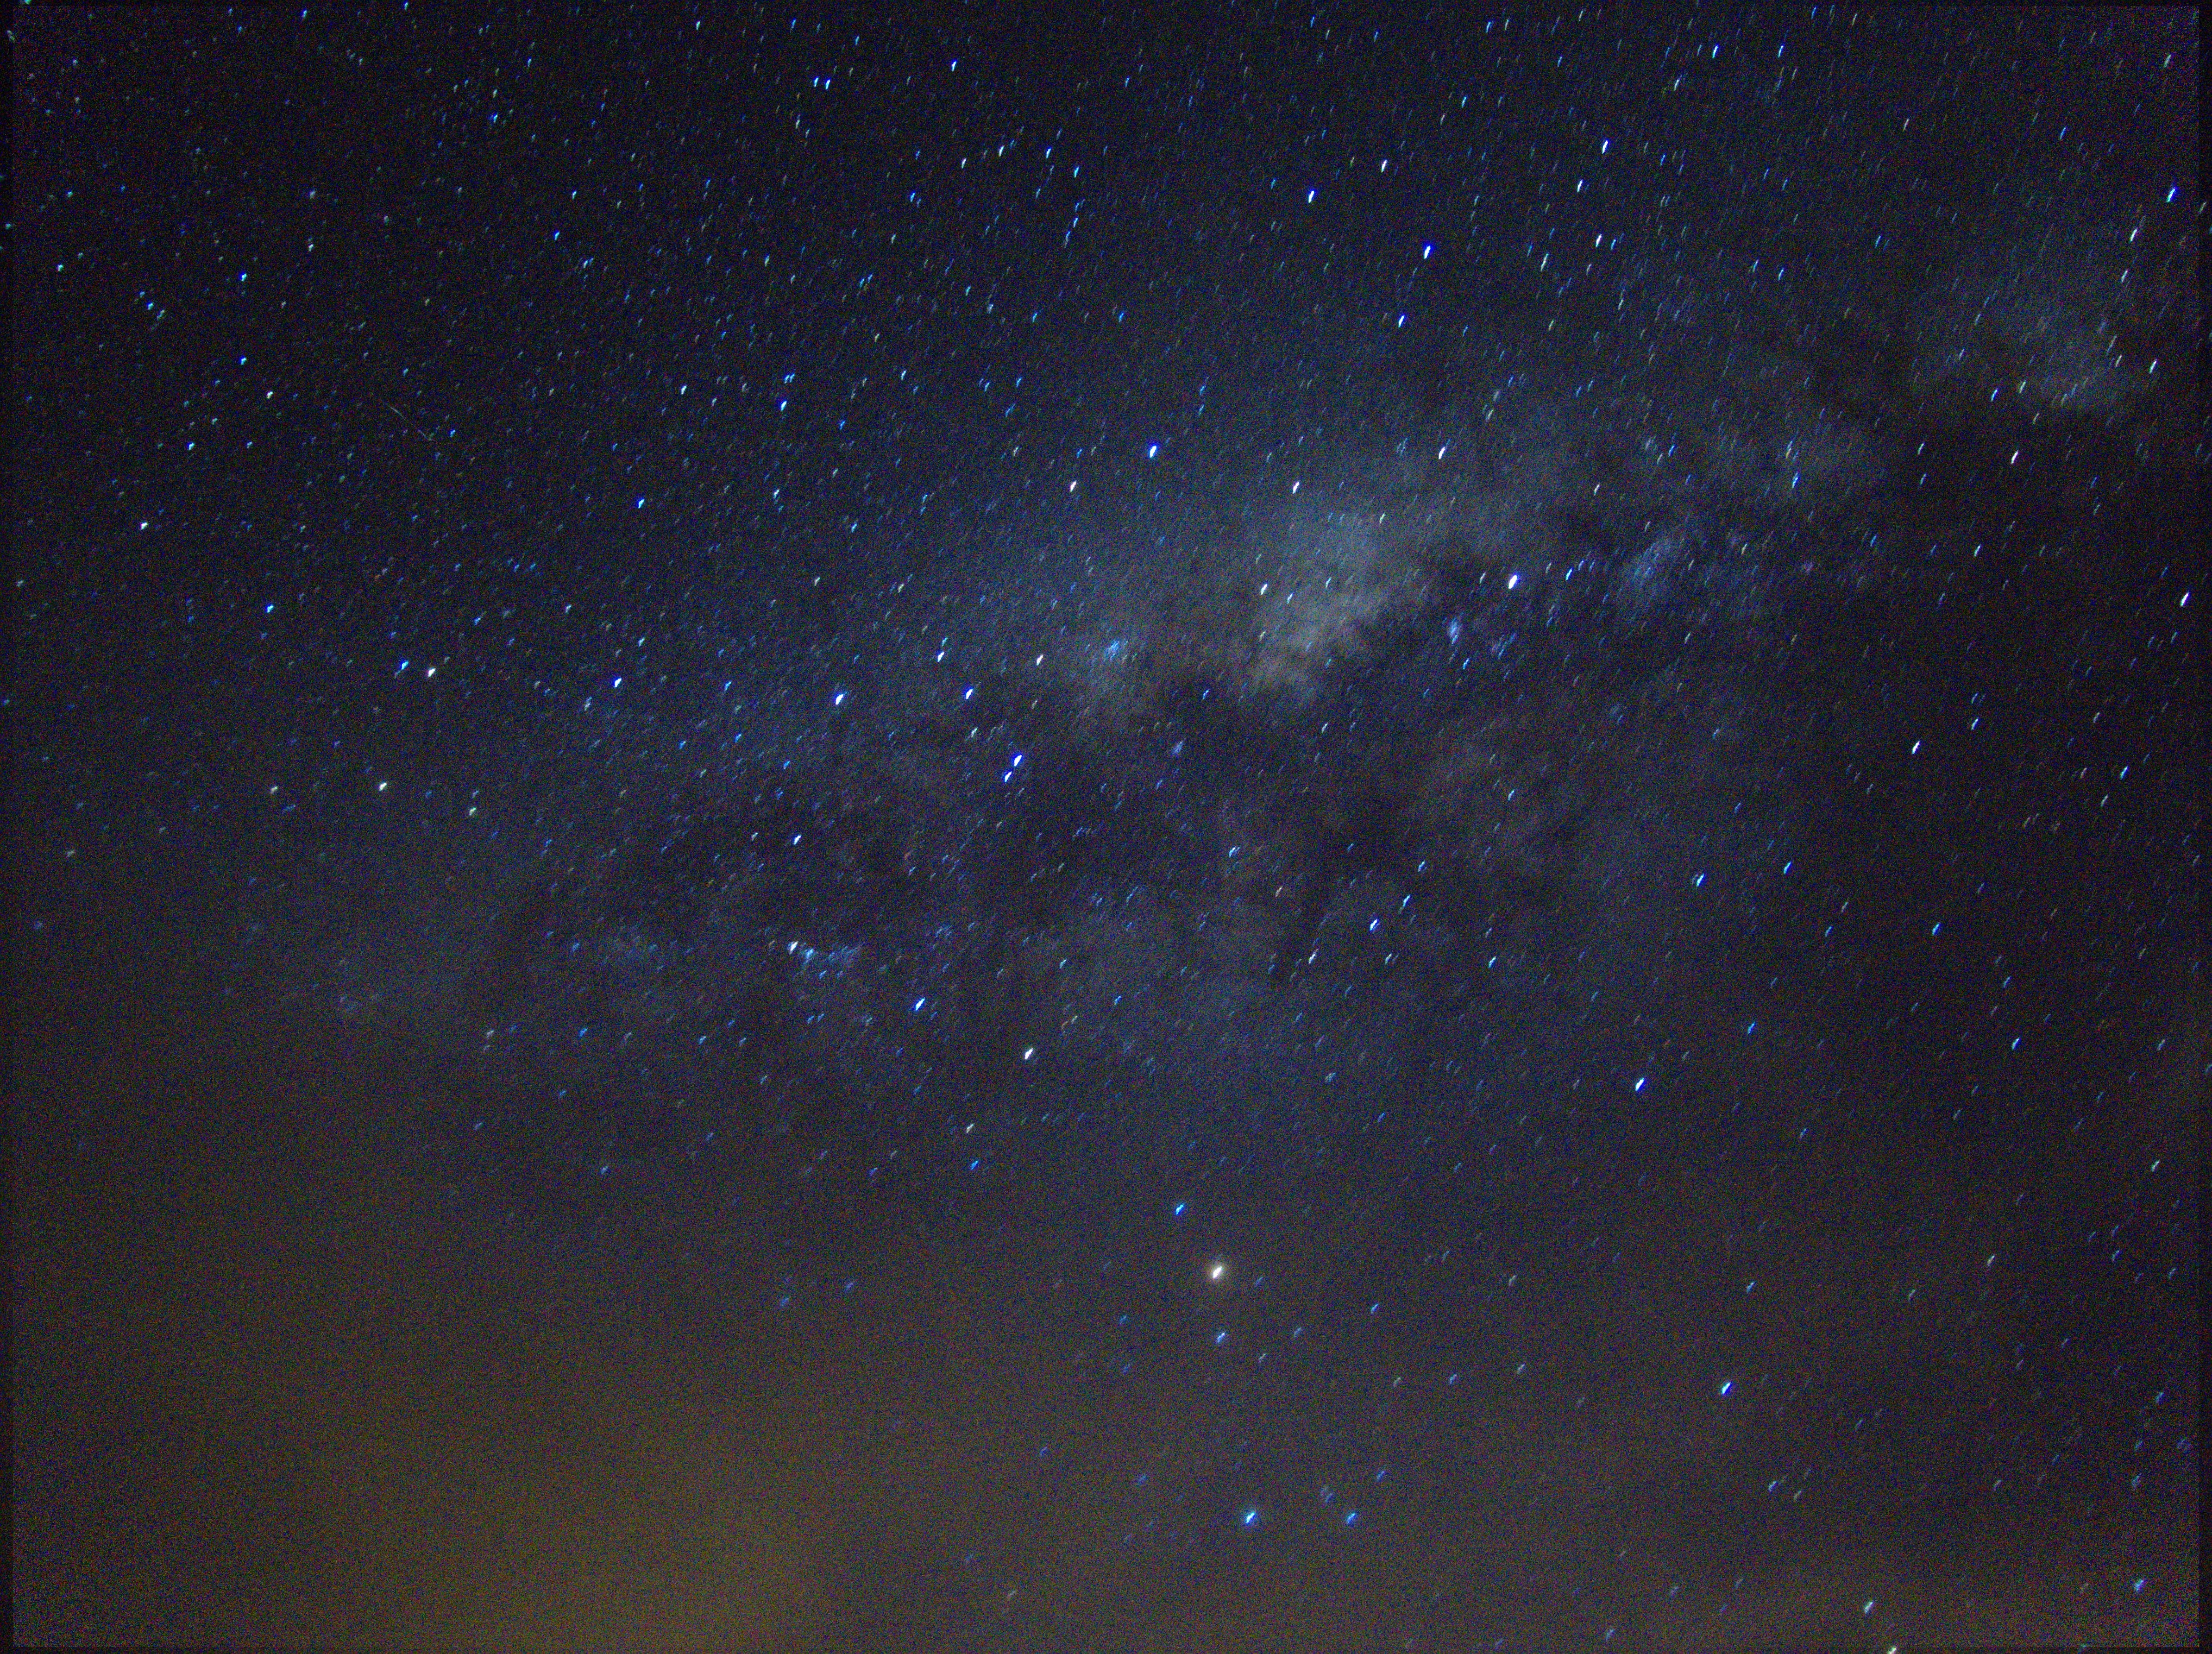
<box><xmin>14</xmin><ymin>8</ymin><xmax>2199</xmax><ymax>1649</ymax></box>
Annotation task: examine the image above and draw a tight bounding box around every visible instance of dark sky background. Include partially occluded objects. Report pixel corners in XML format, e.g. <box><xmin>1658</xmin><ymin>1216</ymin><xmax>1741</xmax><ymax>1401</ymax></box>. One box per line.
<box><xmin>12</xmin><ymin>7</ymin><xmax>2199</xmax><ymax>1649</ymax></box>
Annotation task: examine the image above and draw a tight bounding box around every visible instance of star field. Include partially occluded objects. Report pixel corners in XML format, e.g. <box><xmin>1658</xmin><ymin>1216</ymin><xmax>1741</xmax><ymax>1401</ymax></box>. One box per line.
<box><xmin>14</xmin><ymin>8</ymin><xmax>2198</xmax><ymax>1648</ymax></box>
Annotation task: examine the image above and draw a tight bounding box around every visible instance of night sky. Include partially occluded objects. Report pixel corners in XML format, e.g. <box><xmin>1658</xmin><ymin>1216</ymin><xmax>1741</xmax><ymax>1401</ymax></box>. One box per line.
<box><xmin>12</xmin><ymin>8</ymin><xmax>2200</xmax><ymax>1649</ymax></box>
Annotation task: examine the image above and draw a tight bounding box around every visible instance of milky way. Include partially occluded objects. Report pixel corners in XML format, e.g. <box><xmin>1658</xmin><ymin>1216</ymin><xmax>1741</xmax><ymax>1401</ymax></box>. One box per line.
<box><xmin>17</xmin><ymin>10</ymin><xmax>2197</xmax><ymax>1647</ymax></box>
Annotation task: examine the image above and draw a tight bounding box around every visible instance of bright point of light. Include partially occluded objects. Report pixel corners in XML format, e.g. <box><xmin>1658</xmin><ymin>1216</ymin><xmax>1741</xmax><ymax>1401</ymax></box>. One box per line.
<box><xmin>1208</xmin><ymin>1259</ymin><xmax>1229</xmax><ymax>1282</ymax></box>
